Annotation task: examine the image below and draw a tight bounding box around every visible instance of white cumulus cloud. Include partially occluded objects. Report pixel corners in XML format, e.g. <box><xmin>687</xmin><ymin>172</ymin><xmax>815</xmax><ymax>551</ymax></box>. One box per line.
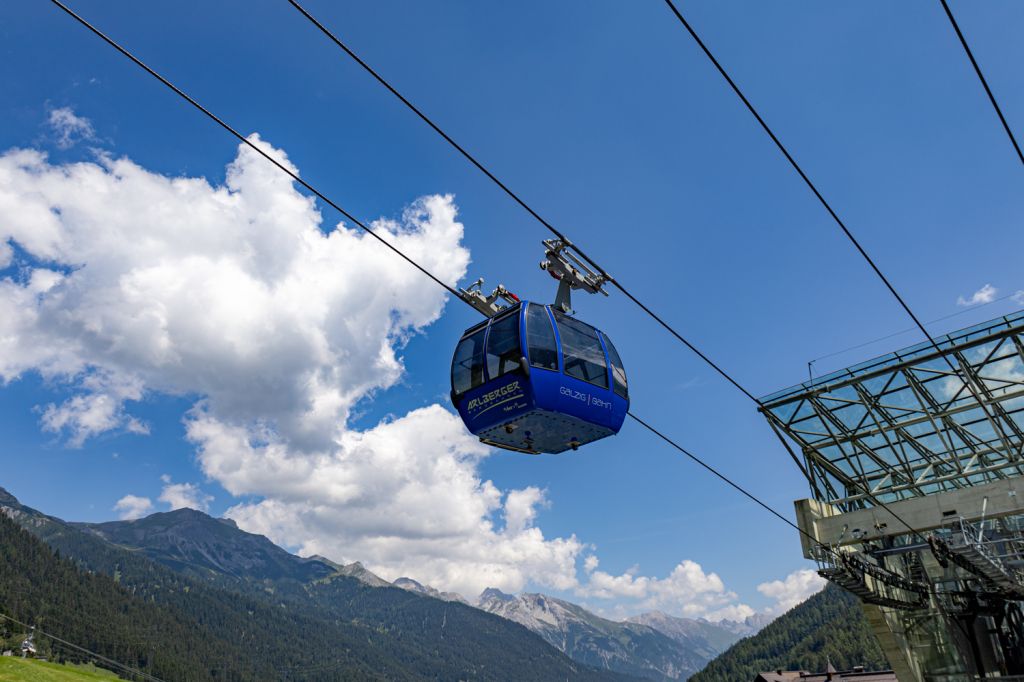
<box><xmin>757</xmin><ymin>568</ymin><xmax>826</xmax><ymax>614</ymax></box>
<box><xmin>578</xmin><ymin>559</ymin><xmax>753</xmax><ymax>621</ymax></box>
<box><xmin>40</xmin><ymin>373</ymin><xmax>149</xmax><ymax>447</ymax></box>
<box><xmin>577</xmin><ymin>564</ymin><xmax>827</xmax><ymax>622</ymax></box>
<box><xmin>0</xmin><ymin>136</ymin><xmax>468</xmax><ymax>447</ymax></box>
<box><xmin>504</xmin><ymin>486</ymin><xmax>548</xmax><ymax>535</ymax></box>
<box><xmin>113</xmin><ymin>494</ymin><xmax>153</xmax><ymax>520</ymax></box>
<box><xmin>0</xmin><ymin>129</ymin><xmax>777</xmax><ymax>614</ymax></box>
<box><xmin>48</xmin><ymin>107</ymin><xmax>96</xmax><ymax>149</ymax></box>
<box><xmin>159</xmin><ymin>475</ymin><xmax>213</xmax><ymax>512</ymax></box>
<box><xmin>215</xmin><ymin>406</ymin><xmax>584</xmax><ymax>596</ymax></box>
<box><xmin>957</xmin><ymin>283</ymin><xmax>997</xmax><ymax>307</ymax></box>
<box><xmin>0</xmin><ymin>134</ymin><xmax>588</xmax><ymax>598</ymax></box>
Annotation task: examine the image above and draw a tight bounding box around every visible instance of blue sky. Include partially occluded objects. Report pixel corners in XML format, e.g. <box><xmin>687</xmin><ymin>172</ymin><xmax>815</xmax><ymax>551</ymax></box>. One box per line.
<box><xmin>1</xmin><ymin>0</ymin><xmax>1022</xmax><ymax>618</ymax></box>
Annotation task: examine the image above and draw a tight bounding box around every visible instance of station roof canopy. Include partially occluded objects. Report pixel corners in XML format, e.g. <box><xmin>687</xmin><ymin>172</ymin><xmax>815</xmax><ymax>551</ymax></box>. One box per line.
<box><xmin>761</xmin><ymin>311</ymin><xmax>1024</xmax><ymax>510</ymax></box>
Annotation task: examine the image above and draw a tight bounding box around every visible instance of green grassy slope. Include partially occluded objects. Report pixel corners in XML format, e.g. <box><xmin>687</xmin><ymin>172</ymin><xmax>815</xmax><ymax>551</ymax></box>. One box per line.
<box><xmin>0</xmin><ymin>657</ymin><xmax>119</xmax><ymax>681</ymax></box>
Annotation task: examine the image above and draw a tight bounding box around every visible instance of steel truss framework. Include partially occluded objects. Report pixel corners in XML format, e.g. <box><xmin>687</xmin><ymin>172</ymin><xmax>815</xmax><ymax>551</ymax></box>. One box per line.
<box><xmin>761</xmin><ymin>311</ymin><xmax>1024</xmax><ymax>511</ymax></box>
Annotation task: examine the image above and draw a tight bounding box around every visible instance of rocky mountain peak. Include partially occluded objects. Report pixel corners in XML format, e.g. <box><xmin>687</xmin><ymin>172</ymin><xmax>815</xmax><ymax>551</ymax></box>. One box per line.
<box><xmin>0</xmin><ymin>486</ymin><xmax>20</xmax><ymax>507</ymax></box>
<box><xmin>708</xmin><ymin>612</ymin><xmax>774</xmax><ymax>637</ymax></box>
<box><xmin>334</xmin><ymin>561</ymin><xmax>391</xmax><ymax>587</ymax></box>
<box><xmin>306</xmin><ymin>554</ymin><xmax>342</xmax><ymax>570</ymax></box>
<box><xmin>475</xmin><ymin>590</ymin><xmax>743</xmax><ymax>680</ymax></box>
<box><xmin>393</xmin><ymin>577</ymin><xmax>468</xmax><ymax>603</ymax></box>
<box><xmin>478</xmin><ymin>587</ymin><xmax>516</xmax><ymax>603</ymax></box>
<box><xmin>75</xmin><ymin>507</ymin><xmax>336</xmax><ymax>584</ymax></box>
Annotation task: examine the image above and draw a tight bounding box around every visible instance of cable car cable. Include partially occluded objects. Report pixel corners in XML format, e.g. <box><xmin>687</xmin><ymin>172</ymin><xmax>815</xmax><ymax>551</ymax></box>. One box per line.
<box><xmin>45</xmin><ymin>0</ymin><xmax>767</xmax><ymax>505</ymax></box>
<box><xmin>47</xmin><ymin>0</ymin><xmax>800</xmax><ymax>544</ymax></box>
<box><xmin>285</xmin><ymin>0</ymin><xmax>759</xmax><ymax>404</ymax></box>
<box><xmin>0</xmin><ymin>612</ymin><xmax>167</xmax><ymax>682</ymax></box>
<box><xmin>48</xmin><ymin>0</ymin><xmax>463</xmax><ymax>309</ymax></box>
<box><xmin>49</xmin><ymin>0</ymin><xmax>928</xmax><ymax>558</ymax></box>
<box><xmin>660</xmin><ymin>0</ymin><xmax>945</xmax><ymax>358</ymax></box>
<box><xmin>287</xmin><ymin>0</ymin><xmax>941</xmax><ymax>547</ymax></box>
<box><xmin>808</xmin><ymin>289</ymin><xmax>1021</xmax><ymax>371</ymax></box>
<box><xmin>938</xmin><ymin>0</ymin><xmax>1024</xmax><ymax>168</ymax></box>
<box><xmin>659</xmin><ymin>0</ymin><xmax>1008</xmax><ymax>405</ymax></box>
<box><xmin>659</xmin><ymin>0</ymin><xmax>1012</xmax><ymax>544</ymax></box>
<box><xmin>287</xmin><ymin>0</ymin><xmax>986</xmax><ymax>547</ymax></box>
<box><xmin>627</xmin><ymin>413</ymin><xmax>804</xmax><ymax>535</ymax></box>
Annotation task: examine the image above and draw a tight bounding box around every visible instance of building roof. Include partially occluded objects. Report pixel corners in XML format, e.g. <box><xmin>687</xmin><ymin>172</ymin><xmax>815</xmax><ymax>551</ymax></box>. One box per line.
<box><xmin>761</xmin><ymin>310</ymin><xmax>1024</xmax><ymax>509</ymax></box>
<box><xmin>755</xmin><ymin>669</ymin><xmax>898</xmax><ymax>682</ymax></box>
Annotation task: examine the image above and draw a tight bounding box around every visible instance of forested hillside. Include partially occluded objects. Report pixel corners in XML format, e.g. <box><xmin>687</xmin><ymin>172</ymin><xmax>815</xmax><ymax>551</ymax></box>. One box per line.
<box><xmin>64</xmin><ymin>505</ymin><xmax>630</xmax><ymax>681</ymax></box>
<box><xmin>0</xmin><ymin>510</ymin><xmax>279</xmax><ymax>679</ymax></box>
<box><xmin>690</xmin><ymin>585</ymin><xmax>888</xmax><ymax>682</ymax></box>
<box><xmin>0</xmin><ymin>488</ymin><xmax>629</xmax><ymax>681</ymax></box>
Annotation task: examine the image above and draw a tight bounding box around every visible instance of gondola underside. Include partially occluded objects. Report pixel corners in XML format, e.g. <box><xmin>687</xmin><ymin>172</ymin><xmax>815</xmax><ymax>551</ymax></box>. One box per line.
<box><xmin>477</xmin><ymin>408</ymin><xmax>615</xmax><ymax>454</ymax></box>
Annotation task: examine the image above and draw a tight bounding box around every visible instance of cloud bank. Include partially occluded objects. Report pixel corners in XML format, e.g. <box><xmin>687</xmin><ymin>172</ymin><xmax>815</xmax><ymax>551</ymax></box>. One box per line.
<box><xmin>0</xmin><ymin>123</ymin><xmax>801</xmax><ymax>616</ymax></box>
<box><xmin>0</xmin><ymin>132</ymin><xmax>582</xmax><ymax>598</ymax></box>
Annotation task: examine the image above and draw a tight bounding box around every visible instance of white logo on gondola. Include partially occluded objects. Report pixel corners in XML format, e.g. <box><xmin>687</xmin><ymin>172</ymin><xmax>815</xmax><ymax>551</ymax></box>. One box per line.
<box><xmin>467</xmin><ymin>381</ymin><xmax>522</xmax><ymax>412</ymax></box>
<box><xmin>560</xmin><ymin>386</ymin><xmax>611</xmax><ymax>409</ymax></box>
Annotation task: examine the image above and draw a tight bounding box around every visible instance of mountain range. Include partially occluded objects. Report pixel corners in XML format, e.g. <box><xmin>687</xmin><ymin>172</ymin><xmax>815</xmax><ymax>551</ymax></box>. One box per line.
<box><xmin>75</xmin><ymin>507</ymin><xmax>761</xmax><ymax>680</ymax></box>
<box><xmin>0</xmin><ymin>486</ymin><xmax>626</xmax><ymax>681</ymax></box>
<box><xmin>474</xmin><ymin>588</ymin><xmax>748</xmax><ymax>680</ymax></box>
<box><xmin>0</xmin><ymin>484</ymin><xmax>784</xmax><ymax>680</ymax></box>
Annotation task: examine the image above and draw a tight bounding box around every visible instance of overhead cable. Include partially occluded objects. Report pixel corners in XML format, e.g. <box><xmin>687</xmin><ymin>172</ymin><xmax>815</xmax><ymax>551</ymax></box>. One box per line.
<box><xmin>938</xmin><ymin>0</ymin><xmax>1024</xmax><ymax>168</ymax></box>
<box><xmin>0</xmin><ymin>612</ymin><xmax>166</xmax><ymax>682</ymax></box>
<box><xmin>809</xmin><ymin>289</ymin><xmax>1021</xmax><ymax>371</ymax></box>
<box><xmin>287</xmin><ymin>0</ymin><xmax>935</xmax><ymax>544</ymax></box>
<box><xmin>659</xmin><ymin>0</ymin><xmax>1005</xmax><ymax>543</ymax></box>
<box><xmin>659</xmin><ymin>0</ymin><xmax>1004</xmax><ymax>407</ymax></box>
<box><xmin>660</xmin><ymin>0</ymin><xmax>946</xmax><ymax>356</ymax></box>
<box><xmin>285</xmin><ymin>0</ymin><xmax>758</xmax><ymax>404</ymax></box>
<box><xmin>49</xmin><ymin>1</ymin><xmax>463</xmax><ymax>306</ymax></box>
<box><xmin>50</xmin><ymin>0</ymin><xmax>840</xmax><ymax>557</ymax></box>
<box><xmin>50</xmin><ymin>0</ymin><xmax>930</xmax><ymax>558</ymax></box>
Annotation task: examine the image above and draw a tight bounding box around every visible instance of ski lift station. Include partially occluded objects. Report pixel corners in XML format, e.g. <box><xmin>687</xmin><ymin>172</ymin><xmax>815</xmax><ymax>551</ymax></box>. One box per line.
<box><xmin>762</xmin><ymin>311</ymin><xmax>1024</xmax><ymax>681</ymax></box>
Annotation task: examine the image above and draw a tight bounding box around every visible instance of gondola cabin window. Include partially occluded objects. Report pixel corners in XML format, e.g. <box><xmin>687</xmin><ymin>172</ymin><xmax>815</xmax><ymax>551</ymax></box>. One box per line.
<box><xmin>602</xmin><ymin>333</ymin><xmax>628</xmax><ymax>399</ymax></box>
<box><xmin>525</xmin><ymin>303</ymin><xmax>558</xmax><ymax>371</ymax></box>
<box><xmin>452</xmin><ymin>328</ymin><xmax>486</xmax><ymax>396</ymax></box>
<box><xmin>553</xmin><ymin>310</ymin><xmax>609</xmax><ymax>389</ymax></box>
<box><xmin>485</xmin><ymin>310</ymin><xmax>521</xmax><ymax>380</ymax></box>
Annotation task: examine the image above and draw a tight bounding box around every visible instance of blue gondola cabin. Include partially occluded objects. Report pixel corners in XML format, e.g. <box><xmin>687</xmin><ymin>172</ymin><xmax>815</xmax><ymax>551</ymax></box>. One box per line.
<box><xmin>450</xmin><ymin>301</ymin><xmax>628</xmax><ymax>454</ymax></box>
